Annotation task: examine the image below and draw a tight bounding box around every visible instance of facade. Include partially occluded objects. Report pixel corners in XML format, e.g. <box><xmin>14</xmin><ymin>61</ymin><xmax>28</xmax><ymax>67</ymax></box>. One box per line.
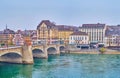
<box><xmin>12</xmin><ymin>34</ymin><xmax>24</xmax><ymax>46</ymax></box>
<box><xmin>104</xmin><ymin>35</ymin><xmax>120</xmax><ymax>46</ymax></box>
<box><xmin>79</xmin><ymin>23</ymin><xmax>106</xmax><ymax>43</ymax></box>
<box><xmin>69</xmin><ymin>31</ymin><xmax>89</xmax><ymax>45</ymax></box>
<box><xmin>0</xmin><ymin>34</ymin><xmax>11</xmax><ymax>46</ymax></box>
<box><xmin>0</xmin><ymin>27</ymin><xmax>15</xmax><ymax>46</ymax></box>
<box><xmin>37</xmin><ymin>20</ymin><xmax>58</xmax><ymax>44</ymax></box>
<box><xmin>37</xmin><ymin>20</ymin><xmax>78</xmax><ymax>44</ymax></box>
<box><xmin>57</xmin><ymin>25</ymin><xmax>78</xmax><ymax>44</ymax></box>
<box><xmin>30</xmin><ymin>31</ymin><xmax>38</xmax><ymax>45</ymax></box>
<box><xmin>0</xmin><ymin>34</ymin><xmax>13</xmax><ymax>46</ymax></box>
<box><xmin>104</xmin><ymin>25</ymin><xmax>120</xmax><ymax>46</ymax></box>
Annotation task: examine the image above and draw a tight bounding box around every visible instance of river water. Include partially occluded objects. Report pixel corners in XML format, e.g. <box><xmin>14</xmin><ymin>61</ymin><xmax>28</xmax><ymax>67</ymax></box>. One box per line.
<box><xmin>0</xmin><ymin>54</ymin><xmax>120</xmax><ymax>78</ymax></box>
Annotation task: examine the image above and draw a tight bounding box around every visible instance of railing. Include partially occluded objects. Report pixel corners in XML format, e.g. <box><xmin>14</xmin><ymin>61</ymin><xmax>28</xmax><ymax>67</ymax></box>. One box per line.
<box><xmin>0</xmin><ymin>46</ymin><xmax>22</xmax><ymax>50</ymax></box>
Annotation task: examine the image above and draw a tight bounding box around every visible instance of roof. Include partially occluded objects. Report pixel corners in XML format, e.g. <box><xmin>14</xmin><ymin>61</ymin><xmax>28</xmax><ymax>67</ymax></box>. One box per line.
<box><xmin>70</xmin><ymin>31</ymin><xmax>88</xmax><ymax>36</ymax></box>
<box><xmin>80</xmin><ymin>23</ymin><xmax>106</xmax><ymax>29</ymax></box>
<box><xmin>3</xmin><ymin>28</ymin><xmax>15</xmax><ymax>34</ymax></box>
<box><xmin>57</xmin><ymin>25</ymin><xmax>78</xmax><ymax>31</ymax></box>
<box><xmin>105</xmin><ymin>25</ymin><xmax>120</xmax><ymax>36</ymax></box>
<box><xmin>37</xmin><ymin>20</ymin><xmax>56</xmax><ymax>29</ymax></box>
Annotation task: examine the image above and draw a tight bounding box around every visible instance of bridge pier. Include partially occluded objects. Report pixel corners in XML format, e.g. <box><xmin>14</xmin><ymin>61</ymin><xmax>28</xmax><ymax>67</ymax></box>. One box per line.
<box><xmin>22</xmin><ymin>45</ymin><xmax>33</xmax><ymax>64</ymax></box>
<box><xmin>43</xmin><ymin>45</ymin><xmax>48</xmax><ymax>58</ymax></box>
<box><xmin>32</xmin><ymin>45</ymin><xmax>48</xmax><ymax>59</ymax></box>
<box><xmin>56</xmin><ymin>44</ymin><xmax>60</xmax><ymax>54</ymax></box>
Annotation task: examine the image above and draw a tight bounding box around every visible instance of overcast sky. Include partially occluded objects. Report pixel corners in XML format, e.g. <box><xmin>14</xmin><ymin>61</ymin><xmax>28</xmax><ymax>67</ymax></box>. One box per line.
<box><xmin>0</xmin><ymin>0</ymin><xmax>120</xmax><ymax>30</ymax></box>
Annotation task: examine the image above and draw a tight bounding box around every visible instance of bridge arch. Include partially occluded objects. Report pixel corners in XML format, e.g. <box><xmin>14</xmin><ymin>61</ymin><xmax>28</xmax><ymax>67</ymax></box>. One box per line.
<box><xmin>32</xmin><ymin>49</ymin><xmax>44</xmax><ymax>53</ymax></box>
<box><xmin>32</xmin><ymin>49</ymin><xmax>45</xmax><ymax>58</ymax></box>
<box><xmin>47</xmin><ymin>47</ymin><xmax>57</xmax><ymax>55</ymax></box>
<box><xmin>59</xmin><ymin>46</ymin><xmax>65</xmax><ymax>52</ymax></box>
<box><xmin>0</xmin><ymin>51</ymin><xmax>22</xmax><ymax>57</ymax></box>
<box><xmin>0</xmin><ymin>52</ymin><xmax>22</xmax><ymax>63</ymax></box>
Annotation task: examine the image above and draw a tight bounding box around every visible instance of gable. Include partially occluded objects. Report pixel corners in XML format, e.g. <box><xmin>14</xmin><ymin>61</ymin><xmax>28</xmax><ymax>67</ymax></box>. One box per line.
<box><xmin>41</xmin><ymin>23</ymin><xmax>47</xmax><ymax>28</ymax></box>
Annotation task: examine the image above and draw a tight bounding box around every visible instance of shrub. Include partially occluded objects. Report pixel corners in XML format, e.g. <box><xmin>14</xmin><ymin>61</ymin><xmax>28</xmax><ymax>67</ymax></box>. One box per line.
<box><xmin>99</xmin><ymin>47</ymin><xmax>106</xmax><ymax>54</ymax></box>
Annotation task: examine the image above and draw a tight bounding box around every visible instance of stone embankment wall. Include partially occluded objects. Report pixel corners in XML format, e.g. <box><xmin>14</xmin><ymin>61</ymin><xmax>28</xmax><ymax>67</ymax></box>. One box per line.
<box><xmin>66</xmin><ymin>45</ymin><xmax>120</xmax><ymax>54</ymax></box>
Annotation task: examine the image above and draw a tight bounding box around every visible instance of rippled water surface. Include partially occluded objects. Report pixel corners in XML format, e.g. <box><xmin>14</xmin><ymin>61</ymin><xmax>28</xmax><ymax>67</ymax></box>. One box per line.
<box><xmin>0</xmin><ymin>54</ymin><xmax>120</xmax><ymax>78</ymax></box>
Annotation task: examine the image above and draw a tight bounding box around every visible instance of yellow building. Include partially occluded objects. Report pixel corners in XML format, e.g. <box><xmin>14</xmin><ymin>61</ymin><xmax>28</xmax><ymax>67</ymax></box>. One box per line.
<box><xmin>37</xmin><ymin>20</ymin><xmax>58</xmax><ymax>44</ymax></box>
<box><xmin>37</xmin><ymin>20</ymin><xmax>78</xmax><ymax>44</ymax></box>
<box><xmin>57</xmin><ymin>25</ymin><xmax>77</xmax><ymax>44</ymax></box>
<box><xmin>0</xmin><ymin>34</ymin><xmax>14</xmax><ymax>46</ymax></box>
<box><xmin>0</xmin><ymin>27</ymin><xmax>15</xmax><ymax>46</ymax></box>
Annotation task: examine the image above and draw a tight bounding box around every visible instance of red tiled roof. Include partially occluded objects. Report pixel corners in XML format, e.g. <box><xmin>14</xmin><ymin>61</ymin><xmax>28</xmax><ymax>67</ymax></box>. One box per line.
<box><xmin>70</xmin><ymin>31</ymin><xmax>88</xmax><ymax>35</ymax></box>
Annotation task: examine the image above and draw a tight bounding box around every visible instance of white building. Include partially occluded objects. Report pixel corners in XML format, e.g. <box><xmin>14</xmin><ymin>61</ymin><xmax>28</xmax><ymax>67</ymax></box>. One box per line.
<box><xmin>104</xmin><ymin>34</ymin><xmax>120</xmax><ymax>46</ymax></box>
<box><xmin>12</xmin><ymin>34</ymin><xmax>24</xmax><ymax>46</ymax></box>
<box><xmin>69</xmin><ymin>31</ymin><xmax>89</xmax><ymax>45</ymax></box>
<box><xmin>79</xmin><ymin>23</ymin><xmax>106</xmax><ymax>43</ymax></box>
<box><xmin>104</xmin><ymin>25</ymin><xmax>120</xmax><ymax>47</ymax></box>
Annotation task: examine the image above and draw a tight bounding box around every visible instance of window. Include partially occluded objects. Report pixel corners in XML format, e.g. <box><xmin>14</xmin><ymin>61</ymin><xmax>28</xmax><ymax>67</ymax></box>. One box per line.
<box><xmin>73</xmin><ymin>37</ymin><xmax>75</xmax><ymax>40</ymax></box>
<box><xmin>80</xmin><ymin>37</ymin><xmax>81</xmax><ymax>40</ymax></box>
<box><xmin>82</xmin><ymin>37</ymin><xmax>83</xmax><ymax>40</ymax></box>
<box><xmin>76</xmin><ymin>36</ymin><xmax>77</xmax><ymax>40</ymax></box>
<box><xmin>71</xmin><ymin>36</ymin><xmax>72</xmax><ymax>40</ymax></box>
<box><xmin>78</xmin><ymin>36</ymin><xmax>80</xmax><ymax>40</ymax></box>
<box><xmin>85</xmin><ymin>37</ymin><xmax>87</xmax><ymax>40</ymax></box>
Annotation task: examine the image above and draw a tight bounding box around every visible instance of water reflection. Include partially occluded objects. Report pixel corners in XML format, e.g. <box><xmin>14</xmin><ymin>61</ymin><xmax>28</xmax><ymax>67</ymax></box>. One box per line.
<box><xmin>0</xmin><ymin>63</ymin><xmax>33</xmax><ymax>78</ymax></box>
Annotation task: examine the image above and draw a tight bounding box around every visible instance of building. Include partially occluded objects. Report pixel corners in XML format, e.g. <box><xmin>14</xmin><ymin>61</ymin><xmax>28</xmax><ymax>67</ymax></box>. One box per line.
<box><xmin>12</xmin><ymin>34</ymin><xmax>24</xmax><ymax>46</ymax></box>
<box><xmin>0</xmin><ymin>26</ymin><xmax>15</xmax><ymax>46</ymax></box>
<box><xmin>16</xmin><ymin>30</ymin><xmax>36</xmax><ymax>36</ymax></box>
<box><xmin>57</xmin><ymin>25</ymin><xmax>78</xmax><ymax>44</ymax></box>
<box><xmin>37</xmin><ymin>20</ymin><xmax>58</xmax><ymax>44</ymax></box>
<box><xmin>30</xmin><ymin>31</ymin><xmax>37</xmax><ymax>45</ymax></box>
<box><xmin>69</xmin><ymin>31</ymin><xmax>89</xmax><ymax>45</ymax></box>
<box><xmin>104</xmin><ymin>35</ymin><xmax>120</xmax><ymax>47</ymax></box>
<box><xmin>37</xmin><ymin>20</ymin><xmax>78</xmax><ymax>44</ymax></box>
<box><xmin>0</xmin><ymin>34</ymin><xmax>9</xmax><ymax>46</ymax></box>
<box><xmin>79</xmin><ymin>23</ymin><xmax>106</xmax><ymax>43</ymax></box>
<box><xmin>105</xmin><ymin>25</ymin><xmax>120</xmax><ymax>36</ymax></box>
<box><xmin>104</xmin><ymin>25</ymin><xmax>120</xmax><ymax>46</ymax></box>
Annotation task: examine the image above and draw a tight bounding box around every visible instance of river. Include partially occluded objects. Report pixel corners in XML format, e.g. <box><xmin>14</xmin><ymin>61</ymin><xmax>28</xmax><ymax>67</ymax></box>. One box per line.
<box><xmin>0</xmin><ymin>54</ymin><xmax>120</xmax><ymax>78</ymax></box>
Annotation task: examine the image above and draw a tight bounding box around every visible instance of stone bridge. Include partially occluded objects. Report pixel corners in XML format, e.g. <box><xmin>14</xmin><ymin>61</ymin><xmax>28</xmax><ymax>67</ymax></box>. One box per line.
<box><xmin>0</xmin><ymin>44</ymin><xmax>66</xmax><ymax>64</ymax></box>
<box><xmin>32</xmin><ymin>44</ymin><xmax>65</xmax><ymax>58</ymax></box>
<box><xmin>0</xmin><ymin>47</ymin><xmax>22</xmax><ymax>57</ymax></box>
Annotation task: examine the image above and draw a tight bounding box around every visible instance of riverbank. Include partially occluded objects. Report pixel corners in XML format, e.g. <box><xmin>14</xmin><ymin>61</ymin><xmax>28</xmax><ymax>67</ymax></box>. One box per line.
<box><xmin>66</xmin><ymin>48</ymin><xmax>120</xmax><ymax>54</ymax></box>
<box><xmin>69</xmin><ymin>51</ymin><xmax>120</xmax><ymax>54</ymax></box>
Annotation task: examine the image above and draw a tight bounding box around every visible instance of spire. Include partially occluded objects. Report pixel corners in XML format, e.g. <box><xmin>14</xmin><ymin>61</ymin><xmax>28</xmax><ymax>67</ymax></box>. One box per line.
<box><xmin>6</xmin><ymin>24</ymin><xmax>8</xmax><ymax>29</ymax></box>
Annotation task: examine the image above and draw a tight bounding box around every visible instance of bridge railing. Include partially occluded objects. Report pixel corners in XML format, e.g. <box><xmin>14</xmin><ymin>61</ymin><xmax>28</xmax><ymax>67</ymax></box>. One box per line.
<box><xmin>0</xmin><ymin>46</ymin><xmax>22</xmax><ymax>50</ymax></box>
